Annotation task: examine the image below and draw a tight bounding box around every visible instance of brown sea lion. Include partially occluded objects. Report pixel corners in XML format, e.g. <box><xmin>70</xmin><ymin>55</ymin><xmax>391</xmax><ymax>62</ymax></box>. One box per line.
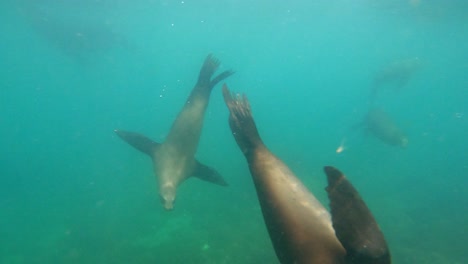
<box><xmin>222</xmin><ymin>85</ymin><xmax>390</xmax><ymax>264</ymax></box>
<box><xmin>364</xmin><ymin>108</ymin><xmax>408</xmax><ymax>148</ymax></box>
<box><xmin>115</xmin><ymin>54</ymin><xmax>233</xmax><ymax>210</ymax></box>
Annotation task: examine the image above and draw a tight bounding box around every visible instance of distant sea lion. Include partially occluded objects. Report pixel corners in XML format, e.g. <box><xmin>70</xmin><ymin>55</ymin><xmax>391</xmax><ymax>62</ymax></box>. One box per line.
<box><xmin>364</xmin><ymin>108</ymin><xmax>408</xmax><ymax>148</ymax></box>
<box><xmin>115</xmin><ymin>54</ymin><xmax>233</xmax><ymax>210</ymax></box>
<box><xmin>371</xmin><ymin>57</ymin><xmax>422</xmax><ymax>101</ymax></box>
<box><xmin>222</xmin><ymin>85</ymin><xmax>390</xmax><ymax>264</ymax></box>
<box><xmin>21</xmin><ymin>2</ymin><xmax>129</xmax><ymax>60</ymax></box>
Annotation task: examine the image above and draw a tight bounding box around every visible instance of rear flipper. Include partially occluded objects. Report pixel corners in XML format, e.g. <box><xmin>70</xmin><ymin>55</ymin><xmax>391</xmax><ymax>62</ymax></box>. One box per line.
<box><xmin>222</xmin><ymin>84</ymin><xmax>264</xmax><ymax>156</ymax></box>
<box><xmin>198</xmin><ymin>54</ymin><xmax>235</xmax><ymax>89</ymax></box>
<box><xmin>324</xmin><ymin>166</ymin><xmax>391</xmax><ymax>264</ymax></box>
<box><xmin>114</xmin><ymin>129</ymin><xmax>160</xmax><ymax>157</ymax></box>
<box><xmin>192</xmin><ymin>160</ymin><xmax>228</xmax><ymax>186</ymax></box>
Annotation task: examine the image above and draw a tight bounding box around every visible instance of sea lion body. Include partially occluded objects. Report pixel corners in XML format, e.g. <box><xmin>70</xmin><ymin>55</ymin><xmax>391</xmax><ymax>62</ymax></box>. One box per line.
<box><xmin>371</xmin><ymin>57</ymin><xmax>422</xmax><ymax>101</ymax></box>
<box><xmin>115</xmin><ymin>55</ymin><xmax>233</xmax><ymax>210</ymax></box>
<box><xmin>365</xmin><ymin>108</ymin><xmax>408</xmax><ymax>148</ymax></box>
<box><xmin>250</xmin><ymin>147</ymin><xmax>346</xmax><ymax>263</ymax></box>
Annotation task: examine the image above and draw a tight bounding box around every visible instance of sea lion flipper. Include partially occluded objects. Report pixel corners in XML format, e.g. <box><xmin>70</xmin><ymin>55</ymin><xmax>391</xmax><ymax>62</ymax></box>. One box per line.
<box><xmin>210</xmin><ymin>70</ymin><xmax>235</xmax><ymax>88</ymax></box>
<box><xmin>197</xmin><ymin>54</ymin><xmax>234</xmax><ymax>89</ymax></box>
<box><xmin>114</xmin><ymin>129</ymin><xmax>160</xmax><ymax>157</ymax></box>
<box><xmin>222</xmin><ymin>84</ymin><xmax>263</xmax><ymax>154</ymax></box>
<box><xmin>324</xmin><ymin>166</ymin><xmax>391</xmax><ymax>264</ymax></box>
<box><xmin>192</xmin><ymin>160</ymin><xmax>228</xmax><ymax>186</ymax></box>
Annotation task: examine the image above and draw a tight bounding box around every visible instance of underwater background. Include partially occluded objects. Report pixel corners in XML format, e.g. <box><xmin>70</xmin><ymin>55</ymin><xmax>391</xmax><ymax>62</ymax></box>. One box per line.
<box><xmin>1</xmin><ymin>0</ymin><xmax>466</xmax><ymax>263</ymax></box>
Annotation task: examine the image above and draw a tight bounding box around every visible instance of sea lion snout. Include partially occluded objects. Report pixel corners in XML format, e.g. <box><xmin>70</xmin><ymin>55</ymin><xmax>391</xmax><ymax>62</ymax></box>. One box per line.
<box><xmin>161</xmin><ymin>198</ymin><xmax>174</xmax><ymax>211</ymax></box>
<box><xmin>160</xmin><ymin>194</ymin><xmax>175</xmax><ymax>210</ymax></box>
<box><xmin>400</xmin><ymin>137</ymin><xmax>409</xmax><ymax>148</ymax></box>
<box><xmin>160</xmin><ymin>184</ymin><xmax>176</xmax><ymax>211</ymax></box>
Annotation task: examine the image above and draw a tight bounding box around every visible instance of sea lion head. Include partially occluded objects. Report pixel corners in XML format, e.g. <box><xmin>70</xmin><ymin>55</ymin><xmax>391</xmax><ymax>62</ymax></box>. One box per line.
<box><xmin>399</xmin><ymin>136</ymin><xmax>409</xmax><ymax>148</ymax></box>
<box><xmin>159</xmin><ymin>183</ymin><xmax>176</xmax><ymax>210</ymax></box>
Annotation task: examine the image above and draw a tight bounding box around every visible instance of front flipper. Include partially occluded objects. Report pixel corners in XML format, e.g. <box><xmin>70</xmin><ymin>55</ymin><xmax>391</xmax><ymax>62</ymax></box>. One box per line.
<box><xmin>114</xmin><ymin>129</ymin><xmax>160</xmax><ymax>157</ymax></box>
<box><xmin>192</xmin><ymin>160</ymin><xmax>228</xmax><ymax>186</ymax></box>
<box><xmin>324</xmin><ymin>166</ymin><xmax>391</xmax><ymax>264</ymax></box>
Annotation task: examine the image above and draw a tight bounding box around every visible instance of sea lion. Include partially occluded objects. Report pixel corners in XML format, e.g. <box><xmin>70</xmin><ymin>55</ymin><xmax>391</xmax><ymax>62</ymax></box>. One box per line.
<box><xmin>364</xmin><ymin>108</ymin><xmax>408</xmax><ymax>148</ymax></box>
<box><xmin>325</xmin><ymin>166</ymin><xmax>391</xmax><ymax>264</ymax></box>
<box><xmin>222</xmin><ymin>85</ymin><xmax>390</xmax><ymax>264</ymax></box>
<box><xmin>21</xmin><ymin>2</ymin><xmax>129</xmax><ymax>60</ymax></box>
<box><xmin>115</xmin><ymin>54</ymin><xmax>233</xmax><ymax>210</ymax></box>
<box><xmin>371</xmin><ymin>57</ymin><xmax>422</xmax><ymax>101</ymax></box>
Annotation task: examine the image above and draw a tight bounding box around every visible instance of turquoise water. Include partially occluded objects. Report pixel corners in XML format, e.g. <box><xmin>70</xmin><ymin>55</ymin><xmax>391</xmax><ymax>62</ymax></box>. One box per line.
<box><xmin>1</xmin><ymin>0</ymin><xmax>466</xmax><ymax>263</ymax></box>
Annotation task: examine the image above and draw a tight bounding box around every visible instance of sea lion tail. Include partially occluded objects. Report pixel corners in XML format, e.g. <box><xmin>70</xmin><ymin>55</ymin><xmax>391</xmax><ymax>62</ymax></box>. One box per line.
<box><xmin>324</xmin><ymin>166</ymin><xmax>391</xmax><ymax>264</ymax></box>
<box><xmin>197</xmin><ymin>54</ymin><xmax>235</xmax><ymax>90</ymax></box>
<box><xmin>222</xmin><ymin>84</ymin><xmax>263</xmax><ymax>155</ymax></box>
<box><xmin>114</xmin><ymin>129</ymin><xmax>160</xmax><ymax>157</ymax></box>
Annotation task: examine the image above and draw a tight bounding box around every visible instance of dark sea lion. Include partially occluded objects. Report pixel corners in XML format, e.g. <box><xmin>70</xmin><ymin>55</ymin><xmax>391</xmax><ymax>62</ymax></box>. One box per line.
<box><xmin>115</xmin><ymin>54</ymin><xmax>233</xmax><ymax>210</ymax></box>
<box><xmin>222</xmin><ymin>85</ymin><xmax>390</xmax><ymax>264</ymax></box>
<box><xmin>364</xmin><ymin>108</ymin><xmax>408</xmax><ymax>148</ymax></box>
<box><xmin>325</xmin><ymin>166</ymin><xmax>391</xmax><ymax>264</ymax></box>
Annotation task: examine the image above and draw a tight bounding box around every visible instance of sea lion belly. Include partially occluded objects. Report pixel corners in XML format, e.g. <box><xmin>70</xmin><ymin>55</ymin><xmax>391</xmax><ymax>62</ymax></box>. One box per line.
<box><xmin>250</xmin><ymin>148</ymin><xmax>346</xmax><ymax>264</ymax></box>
